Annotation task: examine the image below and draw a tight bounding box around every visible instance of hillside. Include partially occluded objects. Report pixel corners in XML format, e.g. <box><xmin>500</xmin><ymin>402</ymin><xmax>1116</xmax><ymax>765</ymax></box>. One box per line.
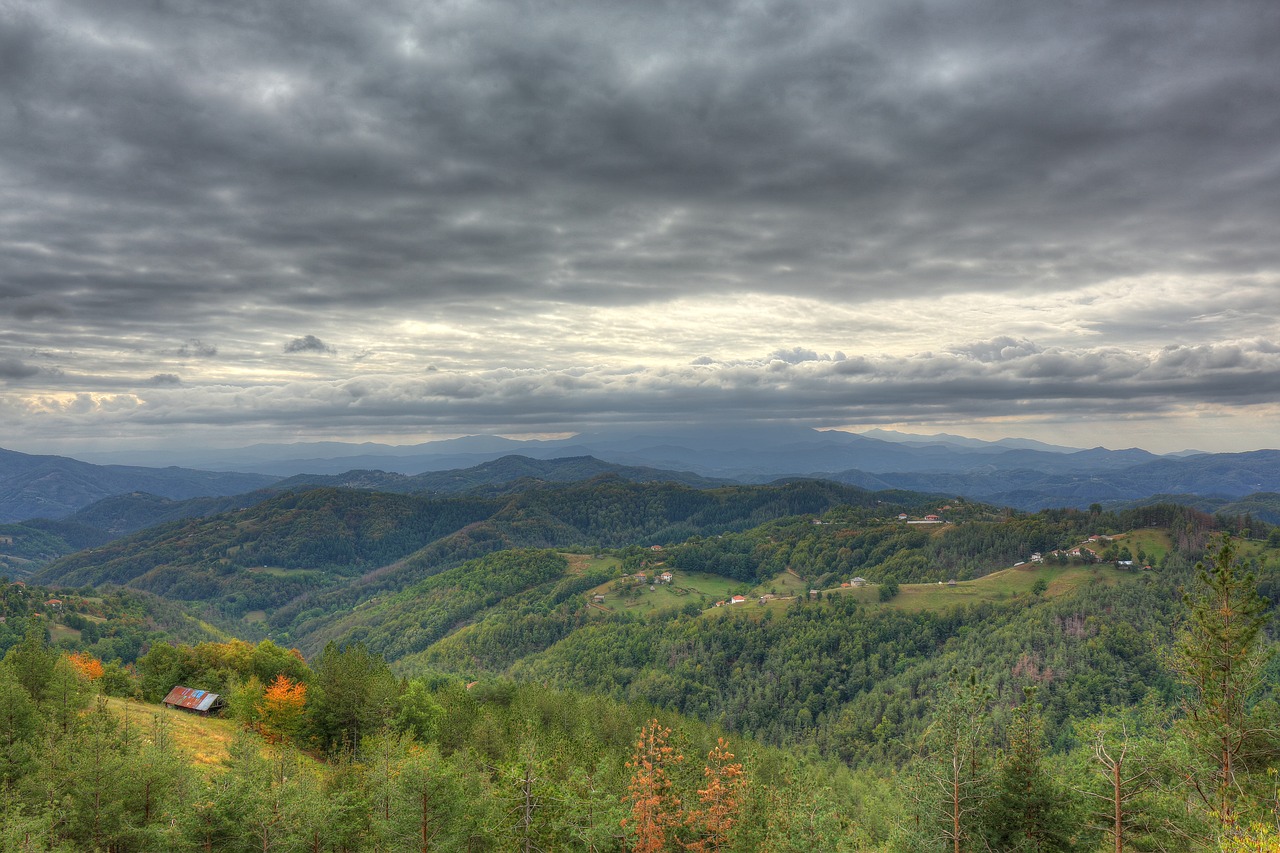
<box><xmin>33</xmin><ymin>477</ymin><xmax>942</xmax><ymax>625</ymax></box>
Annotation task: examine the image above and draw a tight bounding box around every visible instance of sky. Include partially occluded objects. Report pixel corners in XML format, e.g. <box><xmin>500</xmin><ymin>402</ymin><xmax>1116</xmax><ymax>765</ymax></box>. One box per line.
<box><xmin>2</xmin><ymin>0</ymin><xmax>1279</xmax><ymax>458</ymax></box>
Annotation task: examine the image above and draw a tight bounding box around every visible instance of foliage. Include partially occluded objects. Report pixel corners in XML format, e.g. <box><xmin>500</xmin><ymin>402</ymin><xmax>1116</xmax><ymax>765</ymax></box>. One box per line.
<box><xmin>1174</xmin><ymin>535</ymin><xmax>1275</xmax><ymax>831</ymax></box>
<box><xmin>624</xmin><ymin>718</ymin><xmax>685</xmax><ymax>852</ymax></box>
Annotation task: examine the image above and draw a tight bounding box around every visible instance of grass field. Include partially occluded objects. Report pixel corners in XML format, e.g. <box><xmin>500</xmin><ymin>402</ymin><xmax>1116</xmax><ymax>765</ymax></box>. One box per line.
<box><xmin>587</xmin><ymin>569</ymin><xmax>752</xmax><ymax>616</ymax></box>
<box><xmin>563</xmin><ymin>552</ymin><xmax>622</xmax><ymax>574</ymax></box>
<box><xmin>1084</xmin><ymin>528</ymin><xmax>1173</xmax><ymax>565</ymax></box>
<box><xmin>806</xmin><ymin>561</ymin><xmax>1138</xmax><ymax>615</ymax></box>
<box><xmin>103</xmin><ymin>696</ymin><xmax>243</xmax><ymax>771</ymax></box>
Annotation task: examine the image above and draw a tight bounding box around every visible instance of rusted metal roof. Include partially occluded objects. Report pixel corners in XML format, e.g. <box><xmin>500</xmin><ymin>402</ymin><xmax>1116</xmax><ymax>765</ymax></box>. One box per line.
<box><xmin>161</xmin><ymin>686</ymin><xmax>222</xmax><ymax>713</ymax></box>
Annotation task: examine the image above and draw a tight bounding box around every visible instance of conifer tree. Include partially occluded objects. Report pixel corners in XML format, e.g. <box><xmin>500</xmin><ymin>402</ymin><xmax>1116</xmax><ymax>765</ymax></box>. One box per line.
<box><xmin>1174</xmin><ymin>535</ymin><xmax>1274</xmax><ymax>831</ymax></box>
<box><xmin>908</xmin><ymin>670</ymin><xmax>993</xmax><ymax>853</ymax></box>
<box><xmin>985</xmin><ymin>687</ymin><xmax>1072</xmax><ymax>851</ymax></box>
<box><xmin>685</xmin><ymin>737</ymin><xmax>746</xmax><ymax>852</ymax></box>
<box><xmin>624</xmin><ymin>718</ymin><xmax>684</xmax><ymax>853</ymax></box>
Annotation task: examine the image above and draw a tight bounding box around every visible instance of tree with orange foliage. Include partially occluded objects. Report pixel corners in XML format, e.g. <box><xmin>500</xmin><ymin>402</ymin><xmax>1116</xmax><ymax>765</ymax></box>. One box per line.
<box><xmin>685</xmin><ymin>738</ymin><xmax>746</xmax><ymax>852</ymax></box>
<box><xmin>256</xmin><ymin>674</ymin><xmax>307</xmax><ymax>745</ymax></box>
<box><xmin>623</xmin><ymin>719</ymin><xmax>683</xmax><ymax>853</ymax></box>
<box><xmin>65</xmin><ymin>651</ymin><xmax>105</xmax><ymax>681</ymax></box>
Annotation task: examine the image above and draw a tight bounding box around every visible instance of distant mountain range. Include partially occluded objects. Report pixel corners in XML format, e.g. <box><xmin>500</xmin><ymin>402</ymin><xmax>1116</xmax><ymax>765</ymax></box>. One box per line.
<box><xmin>0</xmin><ymin>447</ymin><xmax>277</xmax><ymax>524</ymax></box>
<box><xmin>2</xmin><ymin>425</ymin><xmax>1278</xmax><ymax>527</ymax></box>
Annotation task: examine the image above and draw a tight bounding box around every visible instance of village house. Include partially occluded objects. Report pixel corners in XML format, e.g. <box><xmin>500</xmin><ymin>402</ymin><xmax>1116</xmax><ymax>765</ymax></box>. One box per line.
<box><xmin>730</xmin><ymin>595</ymin><xmax>746</xmax><ymax>605</ymax></box>
<box><xmin>658</xmin><ymin>571</ymin><xmax>673</xmax><ymax>584</ymax></box>
<box><xmin>850</xmin><ymin>577</ymin><xmax>867</xmax><ymax>587</ymax></box>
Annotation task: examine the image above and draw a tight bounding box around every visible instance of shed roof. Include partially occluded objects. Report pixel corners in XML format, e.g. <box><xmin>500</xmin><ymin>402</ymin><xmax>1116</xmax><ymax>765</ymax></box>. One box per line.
<box><xmin>161</xmin><ymin>686</ymin><xmax>222</xmax><ymax>712</ymax></box>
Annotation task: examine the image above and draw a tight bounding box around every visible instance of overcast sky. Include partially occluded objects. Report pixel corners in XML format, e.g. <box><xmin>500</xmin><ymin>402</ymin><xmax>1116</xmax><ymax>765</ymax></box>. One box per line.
<box><xmin>2</xmin><ymin>0</ymin><xmax>1278</xmax><ymax>457</ymax></box>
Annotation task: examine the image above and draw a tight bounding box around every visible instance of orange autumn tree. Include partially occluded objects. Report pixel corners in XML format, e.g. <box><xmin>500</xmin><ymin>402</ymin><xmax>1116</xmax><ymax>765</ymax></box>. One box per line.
<box><xmin>685</xmin><ymin>738</ymin><xmax>746</xmax><ymax>852</ymax></box>
<box><xmin>624</xmin><ymin>719</ymin><xmax>684</xmax><ymax>853</ymax></box>
<box><xmin>256</xmin><ymin>674</ymin><xmax>307</xmax><ymax>744</ymax></box>
<box><xmin>65</xmin><ymin>651</ymin><xmax>105</xmax><ymax>681</ymax></box>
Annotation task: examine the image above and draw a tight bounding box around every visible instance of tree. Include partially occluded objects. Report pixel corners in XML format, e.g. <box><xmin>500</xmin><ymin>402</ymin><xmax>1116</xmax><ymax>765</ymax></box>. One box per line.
<box><xmin>257</xmin><ymin>674</ymin><xmax>307</xmax><ymax>745</ymax></box>
<box><xmin>623</xmin><ymin>719</ymin><xmax>684</xmax><ymax>853</ymax></box>
<box><xmin>685</xmin><ymin>737</ymin><xmax>746</xmax><ymax>852</ymax></box>
<box><xmin>1073</xmin><ymin>701</ymin><xmax>1184</xmax><ymax>853</ymax></box>
<box><xmin>64</xmin><ymin>651</ymin><xmax>104</xmax><ymax>682</ymax></box>
<box><xmin>907</xmin><ymin>670</ymin><xmax>993</xmax><ymax>853</ymax></box>
<box><xmin>984</xmin><ymin>687</ymin><xmax>1073</xmax><ymax>851</ymax></box>
<box><xmin>1174</xmin><ymin>536</ymin><xmax>1274</xmax><ymax>831</ymax></box>
<box><xmin>4</xmin><ymin>622</ymin><xmax>56</xmax><ymax>703</ymax></box>
<box><xmin>310</xmin><ymin>641</ymin><xmax>399</xmax><ymax>754</ymax></box>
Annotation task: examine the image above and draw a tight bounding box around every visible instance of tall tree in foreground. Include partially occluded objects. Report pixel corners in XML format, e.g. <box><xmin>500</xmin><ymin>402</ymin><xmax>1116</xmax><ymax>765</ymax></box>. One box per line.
<box><xmin>623</xmin><ymin>718</ymin><xmax>684</xmax><ymax>853</ymax></box>
<box><xmin>1174</xmin><ymin>535</ymin><xmax>1274</xmax><ymax>834</ymax></box>
<box><xmin>685</xmin><ymin>737</ymin><xmax>746</xmax><ymax>852</ymax></box>
<box><xmin>906</xmin><ymin>670</ymin><xmax>993</xmax><ymax>853</ymax></box>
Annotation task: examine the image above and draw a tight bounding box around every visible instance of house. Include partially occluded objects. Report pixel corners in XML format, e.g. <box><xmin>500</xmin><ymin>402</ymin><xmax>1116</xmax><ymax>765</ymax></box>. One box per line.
<box><xmin>1030</xmin><ymin>553</ymin><xmax>1043</xmax><ymax>563</ymax></box>
<box><xmin>730</xmin><ymin>595</ymin><xmax>746</xmax><ymax>605</ymax></box>
<box><xmin>850</xmin><ymin>577</ymin><xmax>867</xmax><ymax>587</ymax></box>
<box><xmin>897</xmin><ymin>514</ymin><xmax>909</xmax><ymax>521</ymax></box>
<box><xmin>947</xmin><ymin>579</ymin><xmax>957</xmax><ymax>586</ymax></box>
<box><xmin>592</xmin><ymin>594</ymin><xmax>606</xmax><ymax>604</ymax></box>
<box><xmin>649</xmin><ymin>545</ymin><xmax>664</xmax><ymax>552</ymax></box>
<box><xmin>925</xmin><ymin>514</ymin><xmax>941</xmax><ymax>521</ymax></box>
<box><xmin>45</xmin><ymin>598</ymin><xmax>63</xmax><ymax>609</ymax></box>
<box><xmin>633</xmin><ymin>572</ymin><xmax>647</xmax><ymax>583</ymax></box>
<box><xmin>809</xmin><ymin>589</ymin><xmax>819</xmax><ymax>599</ymax></box>
<box><xmin>161</xmin><ymin>686</ymin><xmax>225</xmax><ymax>716</ymax></box>
<box><xmin>659</xmin><ymin>571</ymin><xmax>673</xmax><ymax>584</ymax></box>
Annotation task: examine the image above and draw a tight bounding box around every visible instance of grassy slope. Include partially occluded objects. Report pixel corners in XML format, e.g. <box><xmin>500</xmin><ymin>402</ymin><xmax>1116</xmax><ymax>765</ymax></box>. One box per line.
<box><xmin>103</xmin><ymin>696</ymin><xmax>243</xmax><ymax>771</ymax></box>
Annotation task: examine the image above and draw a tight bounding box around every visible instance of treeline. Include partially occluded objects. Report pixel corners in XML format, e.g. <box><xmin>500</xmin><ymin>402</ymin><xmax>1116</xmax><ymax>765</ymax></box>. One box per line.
<box><xmin>0</xmin><ymin>626</ymin><xmax>881</xmax><ymax>851</ymax></box>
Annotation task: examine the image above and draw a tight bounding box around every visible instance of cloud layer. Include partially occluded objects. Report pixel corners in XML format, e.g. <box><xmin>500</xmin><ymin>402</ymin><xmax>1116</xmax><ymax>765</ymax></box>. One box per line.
<box><xmin>1</xmin><ymin>0</ymin><xmax>1278</xmax><ymax>453</ymax></box>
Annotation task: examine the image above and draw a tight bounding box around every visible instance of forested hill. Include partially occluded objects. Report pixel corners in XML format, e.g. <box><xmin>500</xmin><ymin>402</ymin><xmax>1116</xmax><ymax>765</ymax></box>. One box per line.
<box><xmin>31</xmin><ymin>477</ymin><xmax>942</xmax><ymax>621</ymax></box>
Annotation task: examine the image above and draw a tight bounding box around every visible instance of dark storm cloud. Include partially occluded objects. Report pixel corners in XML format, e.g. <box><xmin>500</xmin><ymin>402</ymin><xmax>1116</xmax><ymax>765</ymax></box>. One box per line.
<box><xmin>284</xmin><ymin>335</ymin><xmax>336</xmax><ymax>355</ymax></box>
<box><xmin>3</xmin><ymin>0</ymin><xmax>1279</xmax><ymax>331</ymax></box>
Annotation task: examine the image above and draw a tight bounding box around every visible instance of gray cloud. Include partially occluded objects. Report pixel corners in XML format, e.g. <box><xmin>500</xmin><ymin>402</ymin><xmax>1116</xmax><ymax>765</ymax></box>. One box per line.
<box><xmin>284</xmin><ymin>335</ymin><xmax>336</xmax><ymax>355</ymax></box>
<box><xmin>175</xmin><ymin>340</ymin><xmax>218</xmax><ymax>358</ymax></box>
<box><xmin>0</xmin><ymin>359</ymin><xmax>40</xmax><ymax>380</ymax></box>
<box><xmin>1</xmin><ymin>0</ymin><xmax>1278</xmax><ymax>452</ymax></box>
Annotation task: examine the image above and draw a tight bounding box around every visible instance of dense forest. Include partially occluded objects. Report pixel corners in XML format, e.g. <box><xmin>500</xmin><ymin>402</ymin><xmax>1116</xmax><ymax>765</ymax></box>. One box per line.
<box><xmin>5</xmin><ymin>478</ymin><xmax>1280</xmax><ymax>849</ymax></box>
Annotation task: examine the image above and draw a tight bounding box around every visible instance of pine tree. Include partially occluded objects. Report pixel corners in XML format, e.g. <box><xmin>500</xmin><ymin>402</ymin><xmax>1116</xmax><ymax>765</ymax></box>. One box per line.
<box><xmin>985</xmin><ymin>687</ymin><xmax>1072</xmax><ymax>851</ymax></box>
<box><xmin>1174</xmin><ymin>535</ymin><xmax>1274</xmax><ymax>831</ymax></box>
<box><xmin>685</xmin><ymin>738</ymin><xmax>746</xmax><ymax>852</ymax></box>
<box><xmin>623</xmin><ymin>718</ymin><xmax>684</xmax><ymax>853</ymax></box>
<box><xmin>908</xmin><ymin>670</ymin><xmax>993</xmax><ymax>853</ymax></box>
